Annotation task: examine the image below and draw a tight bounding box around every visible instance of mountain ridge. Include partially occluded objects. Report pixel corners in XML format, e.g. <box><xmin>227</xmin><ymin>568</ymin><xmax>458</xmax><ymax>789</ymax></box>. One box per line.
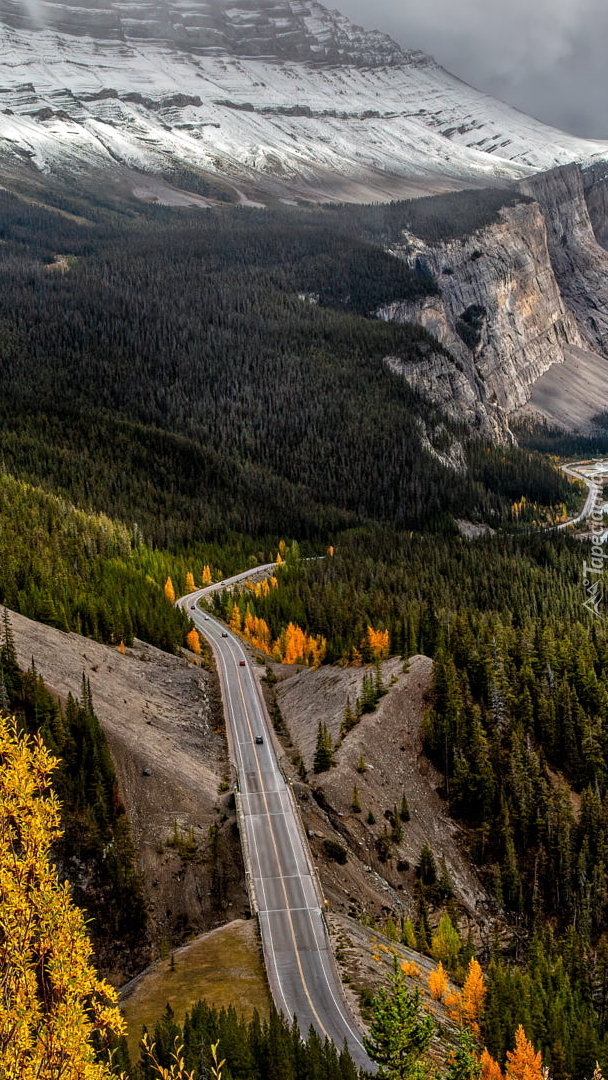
<box><xmin>2</xmin><ymin>0</ymin><xmax>608</xmax><ymax>201</ymax></box>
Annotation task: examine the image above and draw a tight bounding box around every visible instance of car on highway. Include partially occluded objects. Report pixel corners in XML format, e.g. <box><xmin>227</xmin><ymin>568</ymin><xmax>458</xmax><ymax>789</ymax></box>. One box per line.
<box><xmin>255</xmin><ymin>735</ymin><xmax>264</xmax><ymax>744</ymax></box>
<box><xmin>204</xmin><ymin>616</ymin><xmax>209</xmax><ymax>620</ymax></box>
<box><xmin>239</xmin><ymin>660</ymin><xmax>246</xmax><ymax>666</ymax></box>
<box><xmin>222</xmin><ymin>631</ymin><xmax>228</xmax><ymax>637</ymax></box>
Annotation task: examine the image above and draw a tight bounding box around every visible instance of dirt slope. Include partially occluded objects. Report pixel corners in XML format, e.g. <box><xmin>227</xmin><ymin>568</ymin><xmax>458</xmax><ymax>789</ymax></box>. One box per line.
<box><xmin>271</xmin><ymin>656</ymin><xmax>486</xmax><ymax>931</ymax></box>
<box><xmin>7</xmin><ymin>608</ymin><xmax>248</xmax><ymax>960</ymax></box>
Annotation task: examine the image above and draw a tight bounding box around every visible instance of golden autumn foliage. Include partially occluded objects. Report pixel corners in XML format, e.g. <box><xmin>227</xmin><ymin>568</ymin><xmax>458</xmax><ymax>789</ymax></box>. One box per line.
<box><xmin>186</xmin><ymin>628</ymin><xmax>201</xmax><ymax>655</ymax></box>
<box><xmin>185</xmin><ymin>571</ymin><xmax>195</xmax><ymax>592</ymax></box>
<box><xmin>202</xmin><ymin>565</ymin><xmax>212</xmax><ymax>585</ymax></box>
<box><xmin>279</xmin><ymin>622</ymin><xmax>326</xmax><ymax>667</ymax></box>
<box><xmin>445</xmin><ymin>958</ymin><xmax>487</xmax><ymax>1032</ymax></box>
<box><xmin>140</xmin><ymin>1036</ymin><xmax>225</xmax><ymax>1080</ymax></box>
<box><xmin>481</xmin><ymin>1048</ymin><xmax>504</xmax><ymax>1080</ymax></box>
<box><xmin>248</xmin><ymin>578</ymin><xmax>271</xmax><ymax>599</ymax></box>
<box><xmin>505</xmin><ymin>1026</ymin><xmax>544</xmax><ymax>1080</ymax></box>
<box><xmin>0</xmin><ymin>716</ymin><xmax>124</xmax><ymax>1080</ymax></box>
<box><xmin>428</xmin><ymin>961</ymin><xmax>449</xmax><ymax>1002</ymax></box>
<box><xmin>461</xmin><ymin>959</ymin><xmax>486</xmax><ymax>1032</ymax></box>
<box><xmin>243</xmin><ymin>611</ymin><xmax>272</xmax><ymax>653</ymax></box>
<box><xmin>400</xmin><ymin>960</ymin><xmax>422</xmax><ymax>979</ymax></box>
<box><xmin>228</xmin><ymin>604</ymin><xmax>326</xmax><ymax>668</ymax></box>
<box><xmin>367</xmin><ymin>626</ymin><xmax>390</xmax><ymax>659</ymax></box>
<box><xmin>164</xmin><ymin>576</ymin><xmax>176</xmax><ymax>604</ymax></box>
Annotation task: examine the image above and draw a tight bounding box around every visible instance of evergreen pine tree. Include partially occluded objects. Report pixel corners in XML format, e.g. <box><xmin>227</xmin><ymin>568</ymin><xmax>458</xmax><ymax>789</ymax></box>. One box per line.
<box><xmin>313</xmin><ymin>722</ymin><xmax>334</xmax><ymax>774</ymax></box>
<box><xmin>364</xmin><ymin>959</ymin><xmax>435</xmax><ymax>1080</ymax></box>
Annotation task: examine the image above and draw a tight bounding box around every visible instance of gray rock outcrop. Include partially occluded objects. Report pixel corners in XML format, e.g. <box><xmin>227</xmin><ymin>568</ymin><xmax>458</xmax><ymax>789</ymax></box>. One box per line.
<box><xmin>378</xmin><ymin>198</ymin><xmax>585</xmax><ymax>439</ymax></box>
<box><xmin>0</xmin><ymin>0</ymin><xmax>406</xmax><ymax>64</ymax></box>
<box><xmin>520</xmin><ymin>164</ymin><xmax>608</xmax><ymax>357</ymax></box>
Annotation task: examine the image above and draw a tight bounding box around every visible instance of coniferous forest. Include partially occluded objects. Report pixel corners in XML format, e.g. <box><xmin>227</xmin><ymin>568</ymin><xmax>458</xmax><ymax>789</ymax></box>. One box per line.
<box><xmin>2</xmin><ymin>179</ymin><xmax>608</xmax><ymax>1078</ymax></box>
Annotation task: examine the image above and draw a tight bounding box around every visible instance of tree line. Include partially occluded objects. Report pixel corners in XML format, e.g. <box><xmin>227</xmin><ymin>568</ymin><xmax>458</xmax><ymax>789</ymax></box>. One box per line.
<box><xmin>0</xmin><ymin>610</ymin><xmax>147</xmax><ymax>976</ymax></box>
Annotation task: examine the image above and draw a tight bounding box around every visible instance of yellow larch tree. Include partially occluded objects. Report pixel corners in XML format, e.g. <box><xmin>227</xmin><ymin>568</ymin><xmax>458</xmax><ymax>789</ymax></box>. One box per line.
<box><xmin>481</xmin><ymin>1048</ymin><xmax>504</xmax><ymax>1080</ymax></box>
<box><xmin>283</xmin><ymin>622</ymin><xmax>308</xmax><ymax>665</ymax></box>
<box><xmin>229</xmin><ymin>603</ymin><xmax>242</xmax><ymax>633</ymax></box>
<box><xmin>305</xmin><ymin>634</ymin><xmax>327</xmax><ymax>669</ymax></box>
<box><xmin>461</xmin><ymin>958</ymin><xmax>486</xmax><ymax>1034</ymax></box>
<box><xmin>367</xmin><ymin>626</ymin><xmax>390</xmax><ymax>659</ymax></box>
<box><xmin>400</xmin><ymin>960</ymin><xmax>422</xmax><ymax>979</ymax></box>
<box><xmin>185</xmin><ymin>571</ymin><xmax>195</xmax><ymax>592</ymax></box>
<box><xmin>505</xmin><ymin>1026</ymin><xmax>544</xmax><ymax>1080</ymax></box>
<box><xmin>164</xmin><ymin>576</ymin><xmax>176</xmax><ymax>604</ymax></box>
<box><xmin>0</xmin><ymin>716</ymin><xmax>124</xmax><ymax>1080</ymax></box>
<box><xmin>202</xmin><ymin>565</ymin><xmax>212</xmax><ymax>585</ymax></box>
<box><xmin>243</xmin><ymin>611</ymin><xmax>272</xmax><ymax>654</ymax></box>
<box><xmin>428</xmin><ymin>961</ymin><xmax>449</xmax><ymax>1002</ymax></box>
<box><xmin>445</xmin><ymin>957</ymin><xmax>487</xmax><ymax>1032</ymax></box>
<box><xmin>186</xmin><ymin>629</ymin><xmax>201</xmax><ymax>655</ymax></box>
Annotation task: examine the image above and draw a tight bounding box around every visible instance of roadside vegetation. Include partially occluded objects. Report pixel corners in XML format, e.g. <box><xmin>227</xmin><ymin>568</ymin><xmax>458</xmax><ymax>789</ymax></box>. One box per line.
<box><xmin>0</xmin><ymin>181</ymin><xmax>605</xmax><ymax>1077</ymax></box>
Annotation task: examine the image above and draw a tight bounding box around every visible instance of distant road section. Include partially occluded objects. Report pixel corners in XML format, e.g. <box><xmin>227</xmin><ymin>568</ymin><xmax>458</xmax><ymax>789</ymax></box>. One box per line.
<box><xmin>558</xmin><ymin>461</ymin><xmax>607</xmax><ymax>529</ymax></box>
<box><xmin>178</xmin><ymin>571</ymin><xmax>375</xmax><ymax>1072</ymax></box>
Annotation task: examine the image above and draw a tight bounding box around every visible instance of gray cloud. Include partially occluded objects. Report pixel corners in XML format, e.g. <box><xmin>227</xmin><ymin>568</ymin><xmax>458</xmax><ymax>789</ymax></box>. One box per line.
<box><xmin>337</xmin><ymin>0</ymin><xmax>608</xmax><ymax>139</ymax></box>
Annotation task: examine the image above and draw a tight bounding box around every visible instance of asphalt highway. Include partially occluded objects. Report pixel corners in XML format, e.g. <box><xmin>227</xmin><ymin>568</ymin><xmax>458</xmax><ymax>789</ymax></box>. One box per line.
<box><xmin>178</xmin><ymin>570</ymin><xmax>375</xmax><ymax>1072</ymax></box>
<box><xmin>557</xmin><ymin>462</ymin><xmax>604</xmax><ymax>529</ymax></box>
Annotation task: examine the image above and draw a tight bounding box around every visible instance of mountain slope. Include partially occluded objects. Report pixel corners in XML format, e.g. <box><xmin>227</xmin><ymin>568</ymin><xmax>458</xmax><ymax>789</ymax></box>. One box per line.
<box><xmin>1</xmin><ymin>0</ymin><xmax>608</xmax><ymax>201</ymax></box>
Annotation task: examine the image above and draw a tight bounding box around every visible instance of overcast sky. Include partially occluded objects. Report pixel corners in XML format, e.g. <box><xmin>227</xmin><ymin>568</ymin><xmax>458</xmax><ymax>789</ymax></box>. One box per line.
<box><xmin>338</xmin><ymin>0</ymin><xmax>608</xmax><ymax>139</ymax></box>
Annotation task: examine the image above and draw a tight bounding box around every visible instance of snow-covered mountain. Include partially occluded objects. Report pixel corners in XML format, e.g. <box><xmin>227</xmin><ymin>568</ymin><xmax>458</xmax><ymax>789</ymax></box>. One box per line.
<box><xmin>1</xmin><ymin>0</ymin><xmax>608</xmax><ymax>201</ymax></box>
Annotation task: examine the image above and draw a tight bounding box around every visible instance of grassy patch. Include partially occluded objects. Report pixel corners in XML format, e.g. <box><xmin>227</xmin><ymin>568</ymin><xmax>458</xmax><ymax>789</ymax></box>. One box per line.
<box><xmin>120</xmin><ymin>919</ymin><xmax>271</xmax><ymax>1059</ymax></box>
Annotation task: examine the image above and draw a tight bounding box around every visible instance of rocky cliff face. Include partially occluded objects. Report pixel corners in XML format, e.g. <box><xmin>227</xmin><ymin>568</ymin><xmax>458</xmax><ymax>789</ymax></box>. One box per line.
<box><xmin>583</xmin><ymin>161</ymin><xmax>608</xmax><ymax>250</ymax></box>
<box><xmin>519</xmin><ymin>164</ymin><xmax>608</xmax><ymax>357</ymax></box>
<box><xmin>0</xmin><ymin>0</ymin><xmax>404</xmax><ymax>64</ymax></box>
<box><xmin>378</xmin><ymin>199</ymin><xmax>585</xmax><ymax>438</ymax></box>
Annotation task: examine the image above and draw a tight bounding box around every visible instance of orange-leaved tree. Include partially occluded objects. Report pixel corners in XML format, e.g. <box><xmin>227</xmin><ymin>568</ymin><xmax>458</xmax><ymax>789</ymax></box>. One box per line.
<box><xmin>480</xmin><ymin>1048</ymin><xmax>504</xmax><ymax>1080</ymax></box>
<box><xmin>185</xmin><ymin>571</ymin><xmax>195</xmax><ymax>592</ymax></box>
<box><xmin>367</xmin><ymin>626</ymin><xmax>390</xmax><ymax>659</ymax></box>
<box><xmin>505</xmin><ymin>1026</ymin><xmax>544</xmax><ymax>1080</ymax></box>
<box><xmin>461</xmin><ymin>959</ymin><xmax>486</xmax><ymax>1035</ymax></box>
<box><xmin>428</xmin><ymin>961</ymin><xmax>449</xmax><ymax>1002</ymax></box>
<box><xmin>444</xmin><ymin>957</ymin><xmax>487</xmax><ymax>1033</ymax></box>
<box><xmin>164</xmin><ymin>576</ymin><xmax>176</xmax><ymax>604</ymax></box>
<box><xmin>0</xmin><ymin>715</ymin><xmax>124</xmax><ymax>1080</ymax></box>
<box><xmin>186</xmin><ymin>629</ymin><xmax>201</xmax><ymax>655</ymax></box>
<box><xmin>202</xmin><ymin>565</ymin><xmax>212</xmax><ymax>585</ymax></box>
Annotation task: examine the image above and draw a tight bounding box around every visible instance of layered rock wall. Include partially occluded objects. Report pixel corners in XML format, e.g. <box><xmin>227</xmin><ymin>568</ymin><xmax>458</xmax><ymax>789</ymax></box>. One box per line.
<box><xmin>379</xmin><ymin>199</ymin><xmax>585</xmax><ymax>438</ymax></box>
<box><xmin>520</xmin><ymin>164</ymin><xmax>608</xmax><ymax>356</ymax></box>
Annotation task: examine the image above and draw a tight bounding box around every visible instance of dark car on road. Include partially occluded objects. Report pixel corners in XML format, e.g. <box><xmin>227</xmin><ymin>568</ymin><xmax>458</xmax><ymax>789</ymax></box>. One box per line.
<box><xmin>255</xmin><ymin>735</ymin><xmax>264</xmax><ymax>745</ymax></box>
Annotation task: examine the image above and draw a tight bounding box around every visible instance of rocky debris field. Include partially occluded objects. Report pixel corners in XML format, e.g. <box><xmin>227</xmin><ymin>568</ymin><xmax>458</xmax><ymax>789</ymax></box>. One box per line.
<box><xmin>8</xmin><ymin>609</ymin><xmax>248</xmax><ymax>957</ymax></box>
<box><xmin>269</xmin><ymin>655</ymin><xmax>487</xmax><ymax>933</ymax></box>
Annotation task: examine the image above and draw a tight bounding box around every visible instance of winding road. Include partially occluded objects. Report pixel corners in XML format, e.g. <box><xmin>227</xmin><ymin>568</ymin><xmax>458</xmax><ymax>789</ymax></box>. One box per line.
<box><xmin>178</xmin><ymin>571</ymin><xmax>374</xmax><ymax>1072</ymax></box>
<box><xmin>556</xmin><ymin>461</ymin><xmax>605</xmax><ymax>530</ymax></box>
